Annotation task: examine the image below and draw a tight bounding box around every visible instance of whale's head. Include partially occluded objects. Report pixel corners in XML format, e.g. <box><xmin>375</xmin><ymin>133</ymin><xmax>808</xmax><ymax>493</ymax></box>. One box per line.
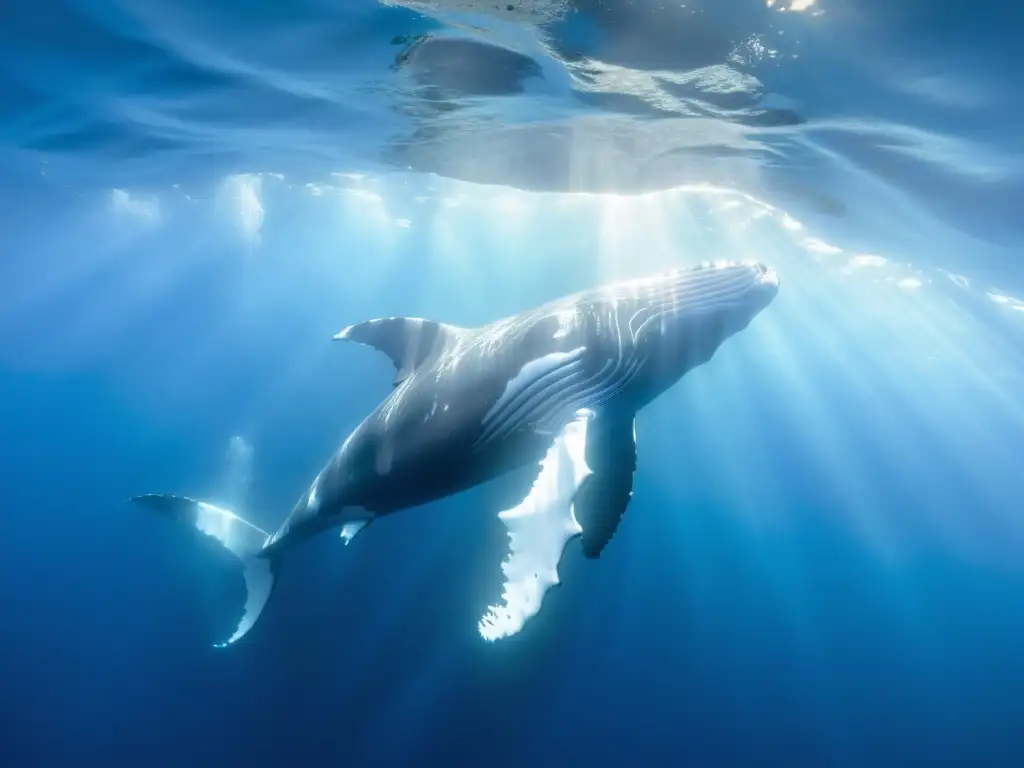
<box><xmin>613</xmin><ymin>260</ymin><xmax>779</xmax><ymax>376</ymax></box>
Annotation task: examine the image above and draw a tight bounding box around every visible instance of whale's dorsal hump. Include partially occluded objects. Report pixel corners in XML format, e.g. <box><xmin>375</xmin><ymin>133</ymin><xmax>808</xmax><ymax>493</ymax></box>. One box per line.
<box><xmin>333</xmin><ymin>317</ymin><xmax>465</xmax><ymax>386</ymax></box>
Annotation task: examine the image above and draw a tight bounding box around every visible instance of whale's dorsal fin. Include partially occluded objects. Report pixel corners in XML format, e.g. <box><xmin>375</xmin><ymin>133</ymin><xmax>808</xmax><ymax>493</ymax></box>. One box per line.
<box><xmin>334</xmin><ymin>317</ymin><xmax>464</xmax><ymax>386</ymax></box>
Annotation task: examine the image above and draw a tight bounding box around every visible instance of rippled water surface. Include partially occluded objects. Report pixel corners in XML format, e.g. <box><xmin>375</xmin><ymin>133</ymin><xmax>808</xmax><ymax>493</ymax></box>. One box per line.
<box><xmin>3</xmin><ymin>0</ymin><xmax>1022</xmax><ymax>376</ymax></box>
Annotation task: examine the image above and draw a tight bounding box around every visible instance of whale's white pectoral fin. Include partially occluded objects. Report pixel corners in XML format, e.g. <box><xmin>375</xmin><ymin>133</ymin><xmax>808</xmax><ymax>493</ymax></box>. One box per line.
<box><xmin>478</xmin><ymin>410</ymin><xmax>593</xmax><ymax>642</ymax></box>
<box><xmin>340</xmin><ymin>519</ymin><xmax>369</xmax><ymax>545</ymax></box>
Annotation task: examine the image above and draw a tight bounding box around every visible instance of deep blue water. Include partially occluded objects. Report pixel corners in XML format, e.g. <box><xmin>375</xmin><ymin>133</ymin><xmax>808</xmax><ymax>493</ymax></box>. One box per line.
<box><xmin>2</xmin><ymin>1</ymin><xmax>1024</xmax><ymax>765</ymax></box>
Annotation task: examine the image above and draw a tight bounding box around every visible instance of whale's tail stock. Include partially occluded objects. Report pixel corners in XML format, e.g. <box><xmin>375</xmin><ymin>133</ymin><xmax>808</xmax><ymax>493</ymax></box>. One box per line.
<box><xmin>129</xmin><ymin>494</ymin><xmax>278</xmax><ymax>648</ymax></box>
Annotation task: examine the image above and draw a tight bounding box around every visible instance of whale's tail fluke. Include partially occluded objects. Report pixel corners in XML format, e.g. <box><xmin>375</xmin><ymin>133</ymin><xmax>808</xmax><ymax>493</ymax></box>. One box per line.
<box><xmin>129</xmin><ymin>494</ymin><xmax>277</xmax><ymax>648</ymax></box>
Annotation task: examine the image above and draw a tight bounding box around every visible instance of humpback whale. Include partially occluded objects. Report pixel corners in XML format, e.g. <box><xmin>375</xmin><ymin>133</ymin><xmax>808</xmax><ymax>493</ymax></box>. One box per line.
<box><xmin>132</xmin><ymin>260</ymin><xmax>779</xmax><ymax>646</ymax></box>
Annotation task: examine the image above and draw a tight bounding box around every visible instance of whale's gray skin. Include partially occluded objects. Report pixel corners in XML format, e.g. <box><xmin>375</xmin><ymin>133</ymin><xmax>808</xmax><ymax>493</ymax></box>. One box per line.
<box><xmin>132</xmin><ymin>260</ymin><xmax>778</xmax><ymax>647</ymax></box>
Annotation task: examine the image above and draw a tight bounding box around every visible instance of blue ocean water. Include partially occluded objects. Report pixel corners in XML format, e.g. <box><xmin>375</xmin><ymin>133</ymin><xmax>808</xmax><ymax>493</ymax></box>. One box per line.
<box><xmin>2</xmin><ymin>0</ymin><xmax>1023</xmax><ymax>764</ymax></box>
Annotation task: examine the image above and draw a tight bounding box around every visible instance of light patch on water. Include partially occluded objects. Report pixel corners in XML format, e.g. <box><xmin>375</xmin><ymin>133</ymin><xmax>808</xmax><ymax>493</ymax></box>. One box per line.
<box><xmin>223</xmin><ymin>174</ymin><xmax>264</xmax><ymax>243</ymax></box>
<box><xmin>848</xmin><ymin>254</ymin><xmax>888</xmax><ymax>269</ymax></box>
<box><xmin>766</xmin><ymin>0</ymin><xmax>817</xmax><ymax>9</ymax></box>
<box><xmin>569</xmin><ymin>61</ymin><xmax>765</xmax><ymax>119</ymax></box>
<box><xmin>802</xmin><ymin>237</ymin><xmax>842</xmax><ymax>255</ymax></box>
<box><xmin>781</xmin><ymin>213</ymin><xmax>803</xmax><ymax>231</ymax></box>
<box><xmin>110</xmin><ymin>189</ymin><xmax>160</xmax><ymax>223</ymax></box>
<box><xmin>384</xmin><ymin>0</ymin><xmax>569</xmax><ymax>25</ymax></box>
<box><xmin>346</xmin><ymin>188</ymin><xmax>383</xmax><ymax>204</ymax></box>
<box><xmin>943</xmin><ymin>271</ymin><xmax>972</xmax><ymax>289</ymax></box>
<box><xmin>339</xmin><ymin>185</ymin><xmax>394</xmax><ymax>235</ymax></box>
<box><xmin>331</xmin><ymin>172</ymin><xmax>365</xmax><ymax>182</ymax></box>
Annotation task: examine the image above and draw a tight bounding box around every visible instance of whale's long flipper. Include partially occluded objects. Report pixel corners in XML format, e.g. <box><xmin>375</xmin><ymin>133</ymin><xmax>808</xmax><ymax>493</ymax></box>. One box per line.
<box><xmin>574</xmin><ymin>414</ymin><xmax>637</xmax><ymax>559</ymax></box>
<box><xmin>129</xmin><ymin>494</ymin><xmax>276</xmax><ymax>648</ymax></box>
<box><xmin>478</xmin><ymin>410</ymin><xmax>593</xmax><ymax>642</ymax></box>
